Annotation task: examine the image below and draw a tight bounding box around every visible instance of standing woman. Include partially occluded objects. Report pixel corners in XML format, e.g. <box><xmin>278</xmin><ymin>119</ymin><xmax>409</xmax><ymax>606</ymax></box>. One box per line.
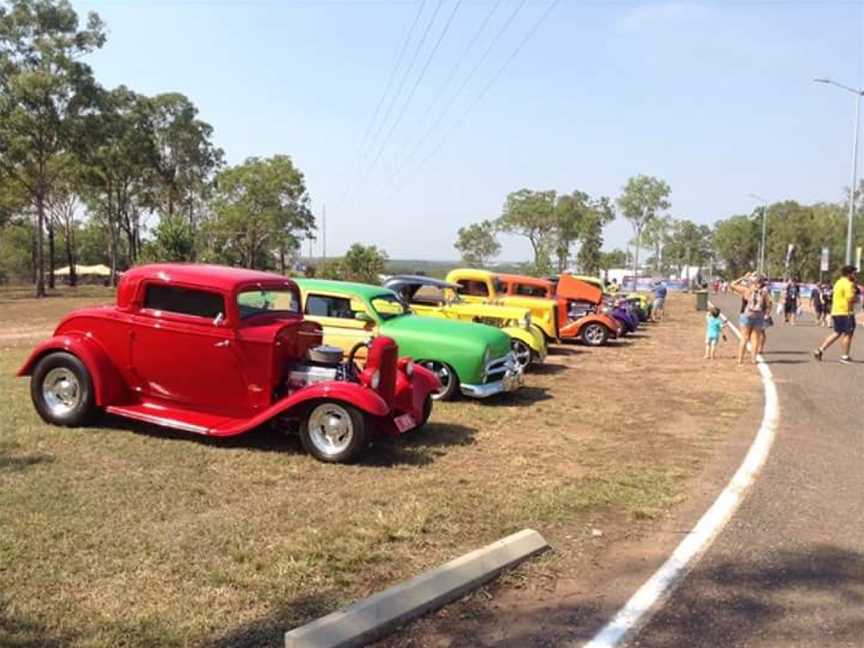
<box><xmin>730</xmin><ymin>273</ymin><xmax>768</xmax><ymax>365</ymax></box>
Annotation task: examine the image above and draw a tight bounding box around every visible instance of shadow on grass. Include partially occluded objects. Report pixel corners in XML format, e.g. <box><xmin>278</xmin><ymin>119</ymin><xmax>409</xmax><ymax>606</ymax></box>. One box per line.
<box><xmin>379</xmin><ymin>544</ymin><xmax>864</xmax><ymax>647</ymax></box>
<box><xmin>0</xmin><ymin>451</ymin><xmax>54</xmax><ymax>473</ymax></box>
<box><xmin>207</xmin><ymin>592</ymin><xmax>343</xmax><ymax>648</ymax></box>
<box><xmin>0</xmin><ymin>596</ymin><xmax>77</xmax><ymax>648</ymax></box>
<box><xmin>547</xmin><ymin>345</ymin><xmax>581</xmax><ymax>356</ymax></box>
<box><xmin>529</xmin><ymin>363</ymin><xmax>568</xmax><ymax>375</ymax></box>
<box><xmin>101</xmin><ymin>415</ymin><xmax>476</xmax><ymax>468</ymax></box>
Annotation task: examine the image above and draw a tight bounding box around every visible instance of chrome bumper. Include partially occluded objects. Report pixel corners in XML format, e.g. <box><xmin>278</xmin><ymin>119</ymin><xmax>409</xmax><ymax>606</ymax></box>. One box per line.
<box><xmin>460</xmin><ymin>352</ymin><xmax>524</xmax><ymax>398</ymax></box>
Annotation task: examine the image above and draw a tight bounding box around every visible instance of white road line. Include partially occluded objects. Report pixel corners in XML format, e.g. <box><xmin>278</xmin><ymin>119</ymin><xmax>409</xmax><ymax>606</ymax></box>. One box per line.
<box><xmin>581</xmin><ymin>308</ymin><xmax>780</xmax><ymax>648</ymax></box>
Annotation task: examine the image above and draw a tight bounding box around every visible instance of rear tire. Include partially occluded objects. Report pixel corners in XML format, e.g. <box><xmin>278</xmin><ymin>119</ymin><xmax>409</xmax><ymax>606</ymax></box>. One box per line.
<box><xmin>581</xmin><ymin>323</ymin><xmax>609</xmax><ymax>347</ymax></box>
<box><xmin>31</xmin><ymin>352</ymin><xmax>97</xmax><ymax>426</ymax></box>
<box><xmin>299</xmin><ymin>401</ymin><xmax>368</xmax><ymax>463</ymax></box>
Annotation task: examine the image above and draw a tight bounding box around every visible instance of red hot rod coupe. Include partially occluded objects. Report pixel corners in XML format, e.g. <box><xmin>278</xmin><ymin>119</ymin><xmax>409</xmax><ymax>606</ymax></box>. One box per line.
<box><xmin>17</xmin><ymin>264</ymin><xmax>440</xmax><ymax>463</ymax></box>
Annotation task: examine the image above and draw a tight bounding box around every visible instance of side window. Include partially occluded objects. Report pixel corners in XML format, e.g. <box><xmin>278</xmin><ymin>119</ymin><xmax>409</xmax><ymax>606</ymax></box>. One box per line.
<box><xmin>305</xmin><ymin>294</ymin><xmax>358</xmax><ymax>319</ymax></box>
<box><xmin>143</xmin><ymin>284</ymin><xmax>225</xmax><ymax>319</ymax></box>
<box><xmin>516</xmin><ymin>284</ymin><xmax>546</xmax><ymax>298</ymax></box>
<box><xmin>458</xmin><ymin>279</ymin><xmax>489</xmax><ymax>297</ymax></box>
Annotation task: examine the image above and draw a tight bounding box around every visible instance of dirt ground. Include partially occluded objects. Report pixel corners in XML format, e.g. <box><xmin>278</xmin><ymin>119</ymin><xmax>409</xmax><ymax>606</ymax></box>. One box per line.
<box><xmin>0</xmin><ymin>288</ymin><xmax>759</xmax><ymax>647</ymax></box>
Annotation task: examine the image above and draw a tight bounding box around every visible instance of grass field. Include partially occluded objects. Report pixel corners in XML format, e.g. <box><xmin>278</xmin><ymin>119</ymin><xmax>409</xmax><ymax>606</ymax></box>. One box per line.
<box><xmin>0</xmin><ymin>287</ymin><xmax>758</xmax><ymax>647</ymax></box>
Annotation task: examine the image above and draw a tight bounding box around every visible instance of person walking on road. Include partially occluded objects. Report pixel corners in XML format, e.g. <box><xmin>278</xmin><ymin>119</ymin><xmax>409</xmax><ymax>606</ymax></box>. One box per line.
<box><xmin>730</xmin><ymin>273</ymin><xmax>770</xmax><ymax>366</ymax></box>
<box><xmin>783</xmin><ymin>278</ymin><xmax>800</xmax><ymax>325</ymax></box>
<box><xmin>651</xmin><ymin>280</ymin><xmax>667</xmax><ymax>323</ymax></box>
<box><xmin>810</xmin><ymin>283</ymin><xmax>825</xmax><ymax>326</ymax></box>
<box><xmin>813</xmin><ymin>265</ymin><xmax>858</xmax><ymax>364</ymax></box>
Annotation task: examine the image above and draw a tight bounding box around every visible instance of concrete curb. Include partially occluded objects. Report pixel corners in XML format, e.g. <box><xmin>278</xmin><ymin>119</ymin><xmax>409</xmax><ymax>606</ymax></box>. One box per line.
<box><xmin>284</xmin><ymin>528</ymin><xmax>549</xmax><ymax>648</ymax></box>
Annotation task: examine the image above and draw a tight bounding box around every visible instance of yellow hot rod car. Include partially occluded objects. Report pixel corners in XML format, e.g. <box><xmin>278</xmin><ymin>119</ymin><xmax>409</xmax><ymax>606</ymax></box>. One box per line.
<box><xmin>383</xmin><ymin>275</ymin><xmax>547</xmax><ymax>369</ymax></box>
<box><xmin>445</xmin><ymin>268</ymin><xmax>560</xmax><ymax>342</ymax></box>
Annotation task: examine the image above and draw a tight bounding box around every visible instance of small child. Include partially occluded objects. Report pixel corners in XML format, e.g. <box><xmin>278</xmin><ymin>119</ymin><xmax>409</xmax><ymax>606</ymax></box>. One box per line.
<box><xmin>705</xmin><ymin>306</ymin><xmax>727</xmax><ymax>359</ymax></box>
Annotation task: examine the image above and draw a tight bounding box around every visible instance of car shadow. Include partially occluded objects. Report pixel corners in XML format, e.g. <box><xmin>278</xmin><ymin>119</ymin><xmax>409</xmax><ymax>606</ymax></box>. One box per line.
<box><xmin>473</xmin><ymin>386</ymin><xmax>552</xmax><ymax>407</ymax></box>
<box><xmin>0</xmin><ymin>450</ymin><xmax>54</xmax><ymax>473</ymax></box>
<box><xmin>101</xmin><ymin>414</ymin><xmax>475</xmax><ymax>467</ymax></box>
<box><xmin>547</xmin><ymin>345</ymin><xmax>581</xmax><ymax>356</ymax></box>
<box><xmin>529</xmin><ymin>363</ymin><xmax>568</xmax><ymax>375</ymax></box>
<box><xmin>364</xmin><ymin>422</ymin><xmax>478</xmax><ymax>468</ymax></box>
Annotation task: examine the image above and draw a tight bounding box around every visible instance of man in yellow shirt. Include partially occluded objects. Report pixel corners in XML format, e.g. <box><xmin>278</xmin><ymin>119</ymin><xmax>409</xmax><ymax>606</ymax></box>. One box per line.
<box><xmin>813</xmin><ymin>265</ymin><xmax>858</xmax><ymax>364</ymax></box>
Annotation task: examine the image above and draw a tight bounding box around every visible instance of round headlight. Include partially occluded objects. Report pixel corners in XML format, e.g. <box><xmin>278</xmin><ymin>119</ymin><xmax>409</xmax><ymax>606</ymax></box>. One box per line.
<box><xmin>370</xmin><ymin>369</ymin><xmax>381</xmax><ymax>390</ymax></box>
<box><xmin>405</xmin><ymin>361</ymin><xmax>414</xmax><ymax>377</ymax></box>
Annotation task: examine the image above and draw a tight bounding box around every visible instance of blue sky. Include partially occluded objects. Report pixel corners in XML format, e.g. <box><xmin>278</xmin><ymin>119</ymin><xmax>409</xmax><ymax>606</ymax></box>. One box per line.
<box><xmin>73</xmin><ymin>0</ymin><xmax>864</xmax><ymax>261</ymax></box>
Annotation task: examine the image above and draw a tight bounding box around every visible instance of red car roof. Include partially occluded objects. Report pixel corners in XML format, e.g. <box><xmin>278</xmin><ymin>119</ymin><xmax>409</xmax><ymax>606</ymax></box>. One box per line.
<box><xmin>122</xmin><ymin>264</ymin><xmax>292</xmax><ymax>291</ymax></box>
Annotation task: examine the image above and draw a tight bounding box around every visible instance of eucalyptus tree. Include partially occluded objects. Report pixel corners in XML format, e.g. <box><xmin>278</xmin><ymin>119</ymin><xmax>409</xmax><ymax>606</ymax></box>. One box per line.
<box><xmin>79</xmin><ymin>86</ymin><xmax>158</xmax><ymax>279</ymax></box>
<box><xmin>616</xmin><ymin>175</ymin><xmax>671</xmax><ymax>285</ymax></box>
<box><xmin>454</xmin><ymin>220</ymin><xmax>500</xmax><ymax>267</ymax></box>
<box><xmin>149</xmin><ymin>92</ymin><xmax>223</xmax><ymax>227</ymax></box>
<box><xmin>0</xmin><ymin>0</ymin><xmax>106</xmax><ymax>295</ymax></box>
<box><xmin>497</xmin><ymin>189</ymin><xmax>557</xmax><ymax>275</ymax></box>
<box><xmin>204</xmin><ymin>155</ymin><xmax>314</xmax><ymax>271</ymax></box>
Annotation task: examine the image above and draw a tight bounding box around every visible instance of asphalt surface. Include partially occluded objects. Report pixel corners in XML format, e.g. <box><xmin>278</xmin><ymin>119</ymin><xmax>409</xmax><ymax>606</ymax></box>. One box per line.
<box><xmin>624</xmin><ymin>294</ymin><xmax>864</xmax><ymax>648</ymax></box>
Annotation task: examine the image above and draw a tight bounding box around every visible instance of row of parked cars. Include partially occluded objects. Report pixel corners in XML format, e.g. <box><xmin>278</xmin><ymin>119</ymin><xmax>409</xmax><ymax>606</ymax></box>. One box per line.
<box><xmin>18</xmin><ymin>264</ymin><xmax>651</xmax><ymax>464</ymax></box>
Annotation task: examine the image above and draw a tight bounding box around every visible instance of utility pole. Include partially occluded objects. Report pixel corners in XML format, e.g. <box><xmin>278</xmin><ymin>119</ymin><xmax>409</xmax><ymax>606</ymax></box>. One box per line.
<box><xmin>814</xmin><ymin>78</ymin><xmax>863</xmax><ymax>265</ymax></box>
<box><xmin>749</xmin><ymin>193</ymin><xmax>769</xmax><ymax>275</ymax></box>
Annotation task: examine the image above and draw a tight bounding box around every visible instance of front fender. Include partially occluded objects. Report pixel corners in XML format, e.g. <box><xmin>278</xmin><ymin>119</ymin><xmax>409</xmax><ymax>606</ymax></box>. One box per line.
<box><xmin>273</xmin><ymin>382</ymin><xmax>391</xmax><ymax>419</ymax></box>
<box><xmin>503</xmin><ymin>326</ymin><xmax>546</xmax><ymax>355</ymax></box>
<box><xmin>17</xmin><ymin>334</ymin><xmax>128</xmax><ymax>406</ymax></box>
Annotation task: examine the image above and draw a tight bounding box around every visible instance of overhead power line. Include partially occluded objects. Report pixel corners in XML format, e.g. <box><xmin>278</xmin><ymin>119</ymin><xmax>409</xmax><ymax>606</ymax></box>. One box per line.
<box><xmin>336</xmin><ymin>0</ymin><xmax>427</xmax><ymax>207</ymax></box>
<box><xmin>382</xmin><ymin>0</ymin><xmax>518</xmax><ymax>183</ymax></box>
<box><xmin>366</xmin><ymin>0</ymin><xmax>463</xmax><ymax>171</ymax></box>
<box><xmin>388</xmin><ymin>0</ymin><xmax>560</xmax><ymax>197</ymax></box>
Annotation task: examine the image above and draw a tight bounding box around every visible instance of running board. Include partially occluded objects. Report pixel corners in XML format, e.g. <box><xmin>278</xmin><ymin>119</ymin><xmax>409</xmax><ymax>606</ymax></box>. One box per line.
<box><xmin>106</xmin><ymin>402</ymin><xmax>240</xmax><ymax>435</ymax></box>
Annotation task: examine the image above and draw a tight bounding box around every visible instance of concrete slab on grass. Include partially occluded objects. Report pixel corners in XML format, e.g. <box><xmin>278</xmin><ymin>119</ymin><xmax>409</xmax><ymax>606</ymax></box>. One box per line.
<box><xmin>284</xmin><ymin>528</ymin><xmax>549</xmax><ymax>648</ymax></box>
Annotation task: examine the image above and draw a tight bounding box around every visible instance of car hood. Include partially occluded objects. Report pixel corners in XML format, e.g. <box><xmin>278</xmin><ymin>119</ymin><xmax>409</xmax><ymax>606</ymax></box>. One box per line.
<box><xmin>557</xmin><ymin>275</ymin><xmax>602</xmax><ymax>304</ymax></box>
<box><xmin>381</xmin><ymin>314</ymin><xmax>511</xmax><ymax>357</ymax></box>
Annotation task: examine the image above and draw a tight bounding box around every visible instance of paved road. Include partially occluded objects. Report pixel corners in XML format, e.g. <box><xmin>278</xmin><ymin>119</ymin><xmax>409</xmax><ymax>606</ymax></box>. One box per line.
<box><xmin>625</xmin><ymin>295</ymin><xmax>864</xmax><ymax>647</ymax></box>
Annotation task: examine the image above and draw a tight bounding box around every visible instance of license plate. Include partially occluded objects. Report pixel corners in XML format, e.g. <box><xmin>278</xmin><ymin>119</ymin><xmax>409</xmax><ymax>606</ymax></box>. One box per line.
<box><xmin>394</xmin><ymin>413</ymin><xmax>416</xmax><ymax>433</ymax></box>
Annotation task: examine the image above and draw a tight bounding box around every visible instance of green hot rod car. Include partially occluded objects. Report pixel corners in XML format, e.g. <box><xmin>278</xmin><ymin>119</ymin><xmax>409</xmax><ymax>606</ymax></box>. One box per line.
<box><xmin>295</xmin><ymin>279</ymin><xmax>524</xmax><ymax>401</ymax></box>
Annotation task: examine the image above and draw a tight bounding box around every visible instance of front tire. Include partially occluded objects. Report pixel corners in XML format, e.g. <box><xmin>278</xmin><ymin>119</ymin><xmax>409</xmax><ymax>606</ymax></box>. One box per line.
<box><xmin>418</xmin><ymin>395</ymin><xmax>433</xmax><ymax>427</ymax></box>
<box><xmin>421</xmin><ymin>361</ymin><xmax>459</xmax><ymax>401</ymax></box>
<box><xmin>511</xmin><ymin>339</ymin><xmax>533</xmax><ymax>371</ymax></box>
<box><xmin>300</xmin><ymin>401</ymin><xmax>368</xmax><ymax>463</ymax></box>
<box><xmin>31</xmin><ymin>352</ymin><xmax>97</xmax><ymax>426</ymax></box>
<box><xmin>581</xmin><ymin>323</ymin><xmax>609</xmax><ymax>347</ymax></box>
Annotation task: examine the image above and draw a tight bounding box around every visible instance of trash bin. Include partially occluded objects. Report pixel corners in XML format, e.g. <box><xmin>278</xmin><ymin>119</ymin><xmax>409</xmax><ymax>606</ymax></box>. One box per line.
<box><xmin>695</xmin><ymin>290</ymin><xmax>709</xmax><ymax>311</ymax></box>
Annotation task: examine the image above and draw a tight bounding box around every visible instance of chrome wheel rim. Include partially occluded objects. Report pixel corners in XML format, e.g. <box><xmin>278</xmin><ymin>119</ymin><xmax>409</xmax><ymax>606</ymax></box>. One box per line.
<box><xmin>422</xmin><ymin>361</ymin><xmax>453</xmax><ymax>400</ymax></box>
<box><xmin>42</xmin><ymin>367</ymin><xmax>81</xmax><ymax>417</ymax></box>
<box><xmin>512</xmin><ymin>340</ymin><xmax>531</xmax><ymax>369</ymax></box>
<box><xmin>584</xmin><ymin>325</ymin><xmax>604</xmax><ymax>345</ymax></box>
<box><xmin>308</xmin><ymin>403</ymin><xmax>354</xmax><ymax>457</ymax></box>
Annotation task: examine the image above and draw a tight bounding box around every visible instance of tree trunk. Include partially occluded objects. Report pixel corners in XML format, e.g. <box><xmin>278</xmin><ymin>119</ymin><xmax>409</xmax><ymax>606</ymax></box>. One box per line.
<box><xmin>66</xmin><ymin>229</ymin><xmax>76</xmax><ymax>287</ymax></box>
<box><xmin>279</xmin><ymin>244</ymin><xmax>286</xmax><ymax>275</ymax></box>
<box><xmin>35</xmin><ymin>189</ymin><xmax>46</xmax><ymax>298</ymax></box>
<box><xmin>632</xmin><ymin>226</ymin><xmax>641</xmax><ymax>291</ymax></box>
<box><xmin>48</xmin><ymin>220</ymin><xmax>55</xmax><ymax>289</ymax></box>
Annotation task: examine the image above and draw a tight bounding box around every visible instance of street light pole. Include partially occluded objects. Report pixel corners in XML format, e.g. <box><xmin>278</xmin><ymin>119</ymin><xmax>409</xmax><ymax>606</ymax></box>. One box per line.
<box><xmin>749</xmin><ymin>193</ymin><xmax>768</xmax><ymax>275</ymax></box>
<box><xmin>814</xmin><ymin>78</ymin><xmax>864</xmax><ymax>265</ymax></box>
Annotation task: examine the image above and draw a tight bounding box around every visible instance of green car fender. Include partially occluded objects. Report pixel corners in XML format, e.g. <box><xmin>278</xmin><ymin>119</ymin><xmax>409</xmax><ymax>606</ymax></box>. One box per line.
<box><xmin>380</xmin><ymin>316</ymin><xmax>510</xmax><ymax>386</ymax></box>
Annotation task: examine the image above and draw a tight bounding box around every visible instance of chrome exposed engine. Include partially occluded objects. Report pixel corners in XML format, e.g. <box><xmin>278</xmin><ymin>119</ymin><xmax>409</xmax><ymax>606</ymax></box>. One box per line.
<box><xmin>286</xmin><ymin>345</ymin><xmax>351</xmax><ymax>390</ymax></box>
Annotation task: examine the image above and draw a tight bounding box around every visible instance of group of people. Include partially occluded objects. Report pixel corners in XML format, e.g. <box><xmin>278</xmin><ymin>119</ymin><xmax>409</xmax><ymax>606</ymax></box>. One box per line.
<box><xmin>705</xmin><ymin>266</ymin><xmax>859</xmax><ymax>365</ymax></box>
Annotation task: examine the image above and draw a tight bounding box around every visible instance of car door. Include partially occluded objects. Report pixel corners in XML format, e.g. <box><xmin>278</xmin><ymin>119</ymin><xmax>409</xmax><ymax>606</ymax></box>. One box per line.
<box><xmin>303</xmin><ymin>292</ymin><xmax>377</xmax><ymax>360</ymax></box>
<box><xmin>130</xmin><ymin>282</ymin><xmax>250</xmax><ymax>416</ymax></box>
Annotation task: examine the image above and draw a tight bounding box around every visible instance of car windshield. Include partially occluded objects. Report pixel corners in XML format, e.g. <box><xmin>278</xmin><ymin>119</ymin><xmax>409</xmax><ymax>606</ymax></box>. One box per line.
<box><xmin>371</xmin><ymin>294</ymin><xmax>410</xmax><ymax>320</ymax></box>
<box><xmin>236</xmin><ymin>288</ymin><xmax>300</xmax><ymax>319</ymax></box>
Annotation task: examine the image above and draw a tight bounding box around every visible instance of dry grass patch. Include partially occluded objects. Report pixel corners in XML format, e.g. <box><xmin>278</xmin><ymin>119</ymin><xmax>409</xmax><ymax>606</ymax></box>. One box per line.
<box><xmin>0</xmin><ymin>291</ymin><xmax>758</xmax><ymax>647</ymax></box>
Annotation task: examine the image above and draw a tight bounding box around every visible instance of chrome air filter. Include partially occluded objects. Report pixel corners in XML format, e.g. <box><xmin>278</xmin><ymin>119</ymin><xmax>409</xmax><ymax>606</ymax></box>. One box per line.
<box><xmin>307</xmin><ymin>345</ymin><xmax>344</xmax><ymax>366</ymax></box>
